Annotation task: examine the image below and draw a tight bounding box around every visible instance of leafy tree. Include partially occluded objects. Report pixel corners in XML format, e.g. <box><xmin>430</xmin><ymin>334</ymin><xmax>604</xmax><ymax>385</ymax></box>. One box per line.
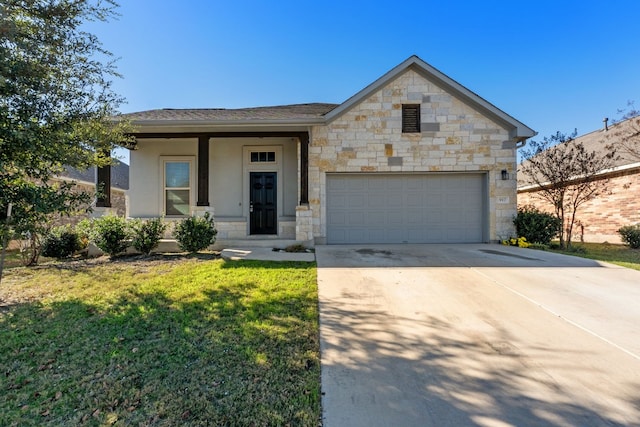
<box><xmin>519</xmin><ymin>131</ymin><xmax>617</xmax><ymax>249</ymax></box>
<box><xmin>0</xmin><ymin>0</ymin><xmax>133</xmax><ymax>264</ymax></box>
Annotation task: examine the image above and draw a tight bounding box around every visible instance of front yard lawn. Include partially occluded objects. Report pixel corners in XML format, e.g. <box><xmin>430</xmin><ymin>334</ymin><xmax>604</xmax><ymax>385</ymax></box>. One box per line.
<box><xmin>0</xmin><ymin>255</ymin><xmax>320</xmax><ymax>426</ymax></box>
<box><xmin>545</xmin><ymin>242</ymin><xmax>640</xmax><ymax>271</ymax></box>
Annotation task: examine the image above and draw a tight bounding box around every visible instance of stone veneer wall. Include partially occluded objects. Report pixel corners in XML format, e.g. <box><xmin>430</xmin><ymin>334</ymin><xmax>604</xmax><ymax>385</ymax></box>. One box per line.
<box><xmin>518</xmin><ymin>169</ymin><xmax>640</xmax><ymax>244</ymax></box>
<box><xmin>308</xmin><ymin>69</ymin><xmax>518</xmax><ymax>242</ymax></box>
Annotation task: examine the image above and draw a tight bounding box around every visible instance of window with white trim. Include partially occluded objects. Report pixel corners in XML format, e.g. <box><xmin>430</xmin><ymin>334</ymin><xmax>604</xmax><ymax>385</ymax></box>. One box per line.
<box><xmin>163</xmin><ymin>159</ymin><xmax>192</xmax><ymax>216</ymax></box>
<box><xmin>250</xmin><ymin>151</ymin><xmax>276</xmax><ymax>163</ymax></box>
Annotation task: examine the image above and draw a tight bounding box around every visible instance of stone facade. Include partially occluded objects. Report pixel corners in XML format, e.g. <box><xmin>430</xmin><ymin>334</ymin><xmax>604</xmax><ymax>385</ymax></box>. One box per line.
<box><xmin>123</xmin><ymin>56</ymin><xmax>533</xmax><ymax>247</ymax></box>
<box><xmin>518</xmin><ymin>168</ymin><xmax>640</xmax><ymax>243</ymax></box>
<box><xmin>308</xmin><ymin>69</ymin><xmax>518</xmax><ymax>243</ymax></box>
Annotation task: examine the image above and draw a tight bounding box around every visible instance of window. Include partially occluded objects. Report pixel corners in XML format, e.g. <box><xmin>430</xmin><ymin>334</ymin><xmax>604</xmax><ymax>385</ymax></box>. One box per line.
<box><xmin>164</xmin><ymin>160</ymin><xmax>191</xmax><ymax>216</ymax></box>
<box><xmin>250</xmin><ymin>151</ymin><xmax>276</xmax><ymax>163</ymax></box>
<box><xmin>402</xmin><ymin>104</ymin><xmax>421</xmax><ymax>133</ymax></box>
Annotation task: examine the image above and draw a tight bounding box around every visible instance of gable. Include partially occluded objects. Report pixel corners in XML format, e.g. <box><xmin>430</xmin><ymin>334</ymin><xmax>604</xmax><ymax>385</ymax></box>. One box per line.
<box><xmin>325</xmin><ymin>55</ymin><xmax>535</xmax><ymax>141</ymax></box>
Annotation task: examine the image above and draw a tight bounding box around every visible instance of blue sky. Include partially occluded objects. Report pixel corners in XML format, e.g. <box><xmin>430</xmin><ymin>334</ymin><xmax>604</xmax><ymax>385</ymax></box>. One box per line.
<box><xmin>92</xmin><ymin>1</ymin><xmax>640</xmax><ymax>163</ymax></box>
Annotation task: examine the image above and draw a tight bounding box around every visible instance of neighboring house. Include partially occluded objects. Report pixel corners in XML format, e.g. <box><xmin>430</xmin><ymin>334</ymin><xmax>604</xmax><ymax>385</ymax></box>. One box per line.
<box><xmin>518</xmin><ymin>117</ymin><xmax>640</xmax><ymax>243</ymax></box>
<box><xmin>55</xmin><ymin>160</ymin><xmax>129</xmax><ymax>223</ymax></box>
<box><xmin>118</xmin><ymin>55</ymin><xmax>535</xmax><ymax>246</ymax></box>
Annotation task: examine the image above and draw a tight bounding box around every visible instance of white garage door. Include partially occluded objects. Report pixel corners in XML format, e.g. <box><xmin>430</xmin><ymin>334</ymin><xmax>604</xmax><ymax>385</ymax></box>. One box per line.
<box><xmin>326</xmin><ymin>173</ymin><xmax>486</xmax><ymax>244</ymax></box>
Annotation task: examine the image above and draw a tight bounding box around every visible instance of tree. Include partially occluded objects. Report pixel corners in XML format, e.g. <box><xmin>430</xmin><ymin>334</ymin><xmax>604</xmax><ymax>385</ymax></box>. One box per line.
<box><xmin>611</xmin><ymin>101</ymin><xmax>640</xmax><ymax>159</ymax></box>
<box><xmin>519</xmin><ymin>131</ymin><xmax>617</xmax><ymax>249</ymax></box>
<box><xmin>0</xmin><ymin>0</ymin><xmax>133</xmax><ymax>264</ymax></box>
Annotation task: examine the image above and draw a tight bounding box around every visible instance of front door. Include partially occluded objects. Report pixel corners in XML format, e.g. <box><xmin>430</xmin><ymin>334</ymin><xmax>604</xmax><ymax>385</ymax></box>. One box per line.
<box><xmin>250</xmin><ymin>172</ymin><xmax>277</xmax><ymax>234</ymax></box>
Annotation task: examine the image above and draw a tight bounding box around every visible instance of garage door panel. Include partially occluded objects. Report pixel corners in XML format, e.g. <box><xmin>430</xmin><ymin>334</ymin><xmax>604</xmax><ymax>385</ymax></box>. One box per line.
<box><xmin>348</xmin><ymin>212</ymin><xmax>365</xmax><ymax>224</ymax></box>
<box><xmin>387</xmin><ymin>193</ymin><xmax>403</xmax><ymax>206</ymax></box>
<box><xmin>328</xmin><ymin>211</ymin><xmax>347</xmax><ymax>226</ymax></box>
<box><xmin>327</xmin><ymin>174</ymin><xmax>485</xmax><ymax>244</ymax></box>
<box><xmin>368</xmin><ymin>194</ymin><xmax>386</xmax><ymax>207</ymax></box>
<box><xmin>387</xmin><ymin>211</ymin><xmax>404</xmax><ymax>225</ymax></box>
<box><xmin>348</xmin><ymin>195</ymin><xmax>366</xmax><ymax>209</ymax></box>
<box><xmin>406</xmin><ymin>209</ymin><xmax>426</xmax><ymax>224</ymax></box>
<box><xmin>367</xmin><ymin>211</ymin><xmax>387</xmax><ymax>224</ymax></box>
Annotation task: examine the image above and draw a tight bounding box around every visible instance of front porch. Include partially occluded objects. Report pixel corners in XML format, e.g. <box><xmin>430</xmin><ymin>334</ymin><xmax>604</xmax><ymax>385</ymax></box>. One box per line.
<box><xmin>95</xmin><ymin>131</ymin><xmax>315</xmax><ymax>248</ymax></box>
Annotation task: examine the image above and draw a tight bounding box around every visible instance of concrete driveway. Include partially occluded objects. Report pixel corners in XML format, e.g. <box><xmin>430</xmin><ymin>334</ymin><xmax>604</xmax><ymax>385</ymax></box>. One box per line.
<box><xmin>316</xmin><ymin>244</ymin><xmax>640</xmax><ymax>427</ymax></box>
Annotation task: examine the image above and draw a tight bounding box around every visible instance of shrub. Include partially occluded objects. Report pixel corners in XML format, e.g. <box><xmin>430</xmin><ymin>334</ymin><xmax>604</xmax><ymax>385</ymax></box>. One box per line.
<box><xmin>41</xmin><ymin>226</ymin><xmax>84</xmax><ymax>259</ymax></box>
<box><xmin>501</xmin><ymin>236</ymin><xmax>530</xmax><ymax>248</ymax></box>
<box><xmin>131</xmin><ymin>218</ymin><xmax>167</xmax><ymax>255</ymax></box>
<box><xmin>174</xmin><ymin>212</ymin><xmax>217</xmax><ymax>253</ymax></box>
<box><xmin>618</xmin><ymin>224</ymin><xmax>640</xmax><ymax>249</ymax></box>
<box><xmin>90</xmin><ymin>215</ymin><xmax>131</xmax><ymax>257</ymax></box>
<box><xmin>513</xmin><ymin>205</ymin><xmax>561</xmax><ymax>245</ymax></box>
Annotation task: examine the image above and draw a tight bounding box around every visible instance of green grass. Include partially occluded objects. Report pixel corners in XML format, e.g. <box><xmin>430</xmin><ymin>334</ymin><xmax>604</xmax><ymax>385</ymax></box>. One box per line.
<box><xmin>541</xmin><ymin>242</ymin><xmax>640</xmax><ymax>271</ymax></box>
<box><xmin>0</xmin><ymin>255</ymin><xmax>320</xmax><ymax>426</ymax></box>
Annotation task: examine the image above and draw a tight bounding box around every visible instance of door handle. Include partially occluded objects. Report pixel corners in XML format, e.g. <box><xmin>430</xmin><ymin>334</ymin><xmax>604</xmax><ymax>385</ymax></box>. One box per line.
<box><xmin>249</xmin><ymin>202</ymin><xmax>254</xmax><ymax>213</ymax></box>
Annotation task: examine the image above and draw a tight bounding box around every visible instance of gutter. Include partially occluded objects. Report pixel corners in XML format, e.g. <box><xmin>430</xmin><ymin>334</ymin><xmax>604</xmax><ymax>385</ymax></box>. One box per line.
<box><xmin>120</xmin><ymin>118</ymin><xmax>326</xmax><ymax>128</ymax></box>
<box><xmin>515</xmin><ymin>131</ymin><xmax>538</xmax><ymax>149</ymax></box>
<box><xmin>518</xmin><ymin>161</ymin><xmax>640</xmax><ymax>192</ymax></box>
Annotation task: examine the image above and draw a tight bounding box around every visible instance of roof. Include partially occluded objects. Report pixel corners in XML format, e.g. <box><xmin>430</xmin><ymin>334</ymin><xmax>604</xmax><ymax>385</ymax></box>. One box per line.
<box><xmin>60</xmin><ymin>159</ymin><xmax>129</xmax><ymax>190</ymax></box>
<box><xmin>325</xmin><ymin>55</ymin><xmax>536</xmax><ymax>141</ymax></box>
<box><xmin>119</xmin><ymin>103</ymin><xmax>338</xmax><ymax>124</ymax></box>
<box><xmin>517</xmin><ymin>117</ymin><xmax>640</xmax><ymax>189</ymax></box>
<box><xmin>118</xmin><ymin>55</ymin><xmax>535</xmax><ymax>140</ymax></box>
<box><xmin>569</xmin><ymin>118</ymin><xmax>639</xmax><ymax>168</ymax></box>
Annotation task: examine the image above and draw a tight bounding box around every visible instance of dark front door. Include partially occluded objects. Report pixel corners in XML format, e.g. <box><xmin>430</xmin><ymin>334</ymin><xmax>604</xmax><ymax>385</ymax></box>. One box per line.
<box><xmin>250</xmin><ymin>172</ymin><xmax>277</xmax><ymax>234</ymax></box>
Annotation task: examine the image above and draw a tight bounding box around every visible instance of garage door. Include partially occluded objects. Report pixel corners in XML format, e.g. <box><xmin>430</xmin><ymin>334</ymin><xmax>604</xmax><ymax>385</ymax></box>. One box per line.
<box><xmin>326</xmin><ymin>173</ymin><xmax>486</xmax><ymax>244</ymax></box>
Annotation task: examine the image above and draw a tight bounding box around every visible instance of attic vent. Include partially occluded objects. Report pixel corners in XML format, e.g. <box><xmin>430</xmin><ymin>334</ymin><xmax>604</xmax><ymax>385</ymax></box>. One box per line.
<box><xmin>402</xmin><ymin>104</ymin><xmax>421</xmax><ymax>133</ymax></box>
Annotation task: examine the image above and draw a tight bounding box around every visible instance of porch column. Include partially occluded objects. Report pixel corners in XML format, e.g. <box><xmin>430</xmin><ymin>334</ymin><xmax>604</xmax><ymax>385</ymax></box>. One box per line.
<box><xmin>96</xmin><ymin>152</ymin><xmax>111</xmax><ymax>208</ymax></box>
<box><xmin>197</xmin><ymin>135</ymin><xmax>210</xmax><ymax>206</ymax></box>
<box><xmin>299</xmin><ymin>132</ymin><xmax>309</xmax><ymax>205</ymax></box>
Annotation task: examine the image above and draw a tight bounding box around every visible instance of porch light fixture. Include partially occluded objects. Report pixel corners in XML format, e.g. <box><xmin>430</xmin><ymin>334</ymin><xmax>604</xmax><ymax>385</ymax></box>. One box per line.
<box><xmin>501</xmin><ymin>169</ymin><xmax>509</xmax><ymax>180</ymax></box>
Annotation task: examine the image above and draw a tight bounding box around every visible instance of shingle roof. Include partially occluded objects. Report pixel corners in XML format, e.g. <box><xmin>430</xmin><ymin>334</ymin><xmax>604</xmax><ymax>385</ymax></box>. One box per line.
<box><xmin>518</xmin><ymin>117</ymin><xmax>640</xmax><ymax>188</ymax></box>
<box><xmin>61</xmin><ymin>160</ymin><xmax>129</xmax><ymax>190</ymax></box>
<box><xmin>570</xmin><ymin>118</ymin><xmax>639</xmax><ymax>168</ymax></box>
<box><xmin>118</xmin><ymin>103</ymin><xmax>338</xmax><ymax>123</ymax></box>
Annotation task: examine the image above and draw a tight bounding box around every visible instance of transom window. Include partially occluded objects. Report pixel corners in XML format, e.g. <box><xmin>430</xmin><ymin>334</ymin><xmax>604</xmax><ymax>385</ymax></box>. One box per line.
<box><xmin>164</xmin><ymin>160</ymin><xmax>191</xmax><ymax>216</ymax></box>
<box><xmin>250</xmin><ymin>151</ymin><xmax>276</xmax><ymax>163</ymax></box>
<box><xmin>402</xmin><ymin>104</ymin><xmax>421</xmax><ymax>133</ymax></box>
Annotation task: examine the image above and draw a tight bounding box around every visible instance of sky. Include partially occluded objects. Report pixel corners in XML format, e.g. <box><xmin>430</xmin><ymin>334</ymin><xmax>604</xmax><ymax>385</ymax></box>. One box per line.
<box><xmin>89</xmin><ymin>0</ymin><xmax>640</xmax><ymax>164</ymax></box>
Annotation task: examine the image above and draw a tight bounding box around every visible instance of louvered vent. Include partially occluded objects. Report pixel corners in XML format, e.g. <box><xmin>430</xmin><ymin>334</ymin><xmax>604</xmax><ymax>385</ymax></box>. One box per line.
<box><xmin>402</xmin><ymin>104</ymin><xmax>421</xmax><ymax>133</ymax></box>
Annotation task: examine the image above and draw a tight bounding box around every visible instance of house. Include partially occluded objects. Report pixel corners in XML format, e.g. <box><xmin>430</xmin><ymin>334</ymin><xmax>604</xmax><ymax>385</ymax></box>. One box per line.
<box><xmin>518</xmin><ymin>117</ymin><xmax>640</xmax><ymax>243</ymax></box>
<box><xmin>48</xmin><ymin>160</ymin><xmax>129</xmax><ymax>228</ymax></box>
<box><xmin>114</xmin><ymin>55</ymin><xmax>535</xmax><ymax>247</ymax></box>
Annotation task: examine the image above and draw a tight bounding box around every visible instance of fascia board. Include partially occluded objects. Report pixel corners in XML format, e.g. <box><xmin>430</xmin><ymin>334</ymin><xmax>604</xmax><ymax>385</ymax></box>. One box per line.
<box><xmin>127</xmin><ymin>118</ymin><xmax>325</xmax><ymax>127</ymax></box>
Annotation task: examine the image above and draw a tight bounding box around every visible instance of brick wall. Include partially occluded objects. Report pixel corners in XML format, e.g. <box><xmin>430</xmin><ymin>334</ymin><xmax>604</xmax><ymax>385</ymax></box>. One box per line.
<box><xmin>518</xmin><ymin>168</ymin><xmax>640</xmax><ymax>243</ymax></box>
<box><xmin>53</xmin><ymin>180</ymin><xmax>127</xmax><ymax>227</ymax></box>
<box><xmin>309</xmin><ymin>69</ymin><xmax>518</xmax><ymax>241</ymax></box>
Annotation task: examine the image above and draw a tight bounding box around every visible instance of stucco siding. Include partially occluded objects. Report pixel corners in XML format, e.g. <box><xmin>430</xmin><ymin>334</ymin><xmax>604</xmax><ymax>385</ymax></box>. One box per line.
<box><xmin>210</xmin><ymin>137</ymin><xmax>298</xmax><ymax>219</ymax></box>
<box><xmin>210</xmin><ymin>139</ymin><xmax>243</xmax><ymax>217</ymax></box>
<box><xmin>130</xmin><ymin>137</ymin><xmax>299</xmax><ymax>235</ymax></box>
<box><xmin>129</xmin><ymin>138</ymin><xmax>197</xmax><ymax>217</ymax></box>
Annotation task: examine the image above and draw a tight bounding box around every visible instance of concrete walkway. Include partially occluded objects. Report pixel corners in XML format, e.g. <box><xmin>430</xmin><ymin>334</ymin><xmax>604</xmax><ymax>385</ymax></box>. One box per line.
<box><xmin>220</xmin><ymin>247</ymin><xmax>315</xmax><ymax>262</ymax></box>
<box><xmin>316</xmin><ymin>244</ymin><xmax>640</xmax><ymax>427</ymax></box>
